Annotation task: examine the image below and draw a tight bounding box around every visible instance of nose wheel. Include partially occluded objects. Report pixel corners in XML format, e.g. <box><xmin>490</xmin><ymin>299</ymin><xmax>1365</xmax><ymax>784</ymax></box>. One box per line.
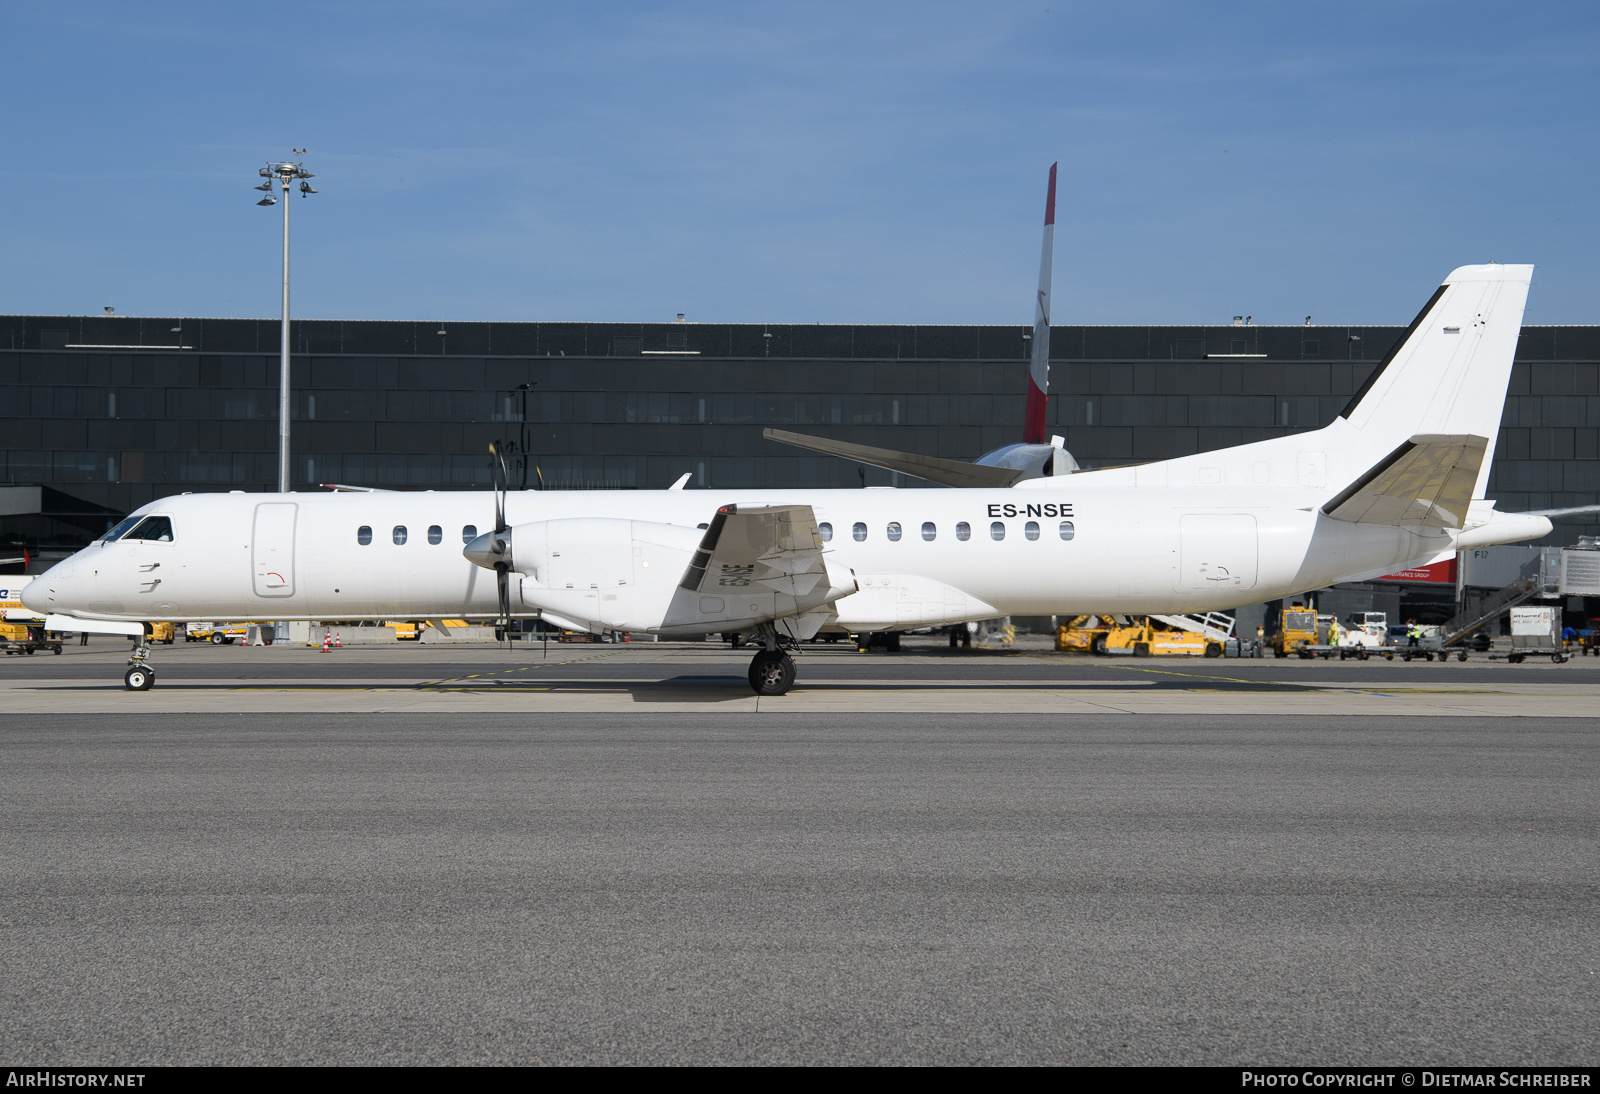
<box><xmin>748</xmin><ymin>649</ymin><xmax>796</xmax><ymax>696</ymax></box>
<box><xmin>124</xmin><ymin>632</ymin><xmax>156</xmax><ymax>691</ymax></box>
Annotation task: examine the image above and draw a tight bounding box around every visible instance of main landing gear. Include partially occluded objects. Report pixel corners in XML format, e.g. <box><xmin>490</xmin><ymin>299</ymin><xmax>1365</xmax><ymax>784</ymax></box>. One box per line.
<box><xmin>746</xmin><ymin>622</ymin><xmax>797</xmax><ymax>697</ymax></box>
<box><xmin>124</xmin><ymin>630</ymin><xmax>155</xmax><ymax>691</ymax></box>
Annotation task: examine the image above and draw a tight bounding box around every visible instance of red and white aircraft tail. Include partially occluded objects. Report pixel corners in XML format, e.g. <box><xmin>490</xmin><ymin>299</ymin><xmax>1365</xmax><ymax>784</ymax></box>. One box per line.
<box><xmin>1024</xmin><ymin>162</ymin><xmax>1056</xmax><ymax>445</ymax></box>
<box><xmin>764</xmin><ymin>163</ymin><xmax>1075</xmax><ymax>486</ymax></box>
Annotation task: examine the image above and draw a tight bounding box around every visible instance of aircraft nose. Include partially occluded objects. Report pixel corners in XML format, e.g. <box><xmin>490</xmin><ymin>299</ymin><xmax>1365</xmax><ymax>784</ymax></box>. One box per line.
<box><xmin>20</xmin><ymin>574</ymin><xmax>54</xmax><ymax>613</ymax></box>
<box><xmin>463</xmin><ymin>529</ymin><xmax>513</xmax><ymax>572</ymax></box>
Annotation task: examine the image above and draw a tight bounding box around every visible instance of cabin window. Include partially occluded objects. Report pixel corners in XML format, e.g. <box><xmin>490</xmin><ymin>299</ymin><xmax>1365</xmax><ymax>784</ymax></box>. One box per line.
<box><xmin>102</xmin><ymin>515</ymin><xmax>142</xmax><ymax>542</ymax></box>
<box><xmin>886</xmin><ymin>521</ymin><xmax>902</xmax><ymax>542</ymax></box>
<box><xmin>955</xmin><ymin>521</ymin><xmax>971</xmax><ymax>542</ymax></box>
<box><xmin>852</xmin><ymin>522</ymin><xmax>867</xmax><ymax>542</ymax></box>
<box><xmin>819</xmin><ymin>522</ymin><xmax>833</xmax><ymax>542</ymax></box>
<box><xmin>393</xmin><ymin>525</ymin><xmax>408</xmax><ymax>545</ymax></box>
<box><xmin>1059</xmin><ymin>521</ymin><xmax>1075</xmax><ymax>541</ymax></box>
<box><xmin>462</xmin><ymin>524</ymin><xmax>477</xmax><ymax>543</ymax></box>
<box><xmin>1025</xmin><ymin>520</ymin><xmax>1040</xmax><ymax>541</ymax></box>
<box><xmin>921</xmin><ymin>521</ymin><xmax>936</xmax><ymax>542</ymax></box>
<box><xmin>428</xmin><ymin>525</ymin><xmax>442</xmax><ymax>545</ymax></box>
<box><xmin>124</xmin><ymin>516</ymin><xmax>174</xmax><ymax>542</ymax></box>
<box><xmin>990</xmin><ymin>521</ymin><xmax>1005</xmax><ymax>541</ymax></box>
<box><xmin>357</xmin><ymin>525</ymin><xmax>372</xmax><ymax>545</ymax></box>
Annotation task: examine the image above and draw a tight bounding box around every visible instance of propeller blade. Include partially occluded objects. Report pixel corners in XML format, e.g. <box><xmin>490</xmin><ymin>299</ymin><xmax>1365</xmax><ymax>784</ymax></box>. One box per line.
<box><xmin>489</xmin><ymin>442</ymin><xmax>508</xmax><ymax>533</ymax></box>
<box><xmin>495</xmin><ymin>562</ymin><xmax>511</xmax><ymax>630</ymax></box>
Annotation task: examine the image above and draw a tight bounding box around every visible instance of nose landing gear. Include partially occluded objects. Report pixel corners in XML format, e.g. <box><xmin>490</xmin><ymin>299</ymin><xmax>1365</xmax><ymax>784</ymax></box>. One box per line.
<box><xmin>746</xmin><ymin>622</ymin><xmax>798</xmax><ymax>696</ymax></box>
<box><xmin>124</xmin><ymin>631</ymin><xmax>155</xmax><ymax>691</ymax></box>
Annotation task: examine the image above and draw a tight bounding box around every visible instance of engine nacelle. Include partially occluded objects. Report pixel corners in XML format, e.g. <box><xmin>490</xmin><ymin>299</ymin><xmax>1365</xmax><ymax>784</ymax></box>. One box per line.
<box><xmin>478</xmin><ymin>517</ymin><xmax>856</xmax><ymax>636</ymax></box>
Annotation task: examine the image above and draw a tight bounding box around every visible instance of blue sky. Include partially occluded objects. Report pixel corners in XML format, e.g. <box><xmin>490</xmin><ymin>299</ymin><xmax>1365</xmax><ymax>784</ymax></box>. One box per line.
<box><xmin>2</xmin><ymin>1</ymin><xmax>1596</xmax><ymax>325</ymax></box>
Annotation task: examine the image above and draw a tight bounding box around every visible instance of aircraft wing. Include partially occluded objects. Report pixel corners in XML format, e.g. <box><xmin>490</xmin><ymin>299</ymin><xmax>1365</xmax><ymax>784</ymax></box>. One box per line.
<box><xmin>678</xmin><ymin>503</ymin><xmax>832</xmax><ymax>598</ymax></box>
<box><xmin>763</xmin><ymin>428</ymin><xmax>1025</xmax><ymax>489</ymax></box>
<box><xmin>1322</xmin><ymin>434</ymin><xmax>1488</xmax><ymax>529</ymax></box>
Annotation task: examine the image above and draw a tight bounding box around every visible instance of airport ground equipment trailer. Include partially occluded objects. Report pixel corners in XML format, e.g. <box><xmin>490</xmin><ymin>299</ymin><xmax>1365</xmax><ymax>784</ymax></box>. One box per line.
<box><xmin>1503</xmin><ymin>606</ymin><xmax>1569</xmax><ymax>664</ymax></box>
<box><xmin>0</xmin><ymin>622</ymin><xmax>62</xmax><ymax>655</ymax></box>
<box><xmin>1291</xmin><ymin>612</ymin><xmax>1398</xmax><ymax>660</ymax></box>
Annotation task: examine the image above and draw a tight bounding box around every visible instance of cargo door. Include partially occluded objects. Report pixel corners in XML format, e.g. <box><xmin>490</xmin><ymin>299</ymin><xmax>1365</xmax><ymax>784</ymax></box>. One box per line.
<box><xmin>1178</xmin><ymin>514</ymin><xmax>1258</xmax><ymax>591</ymax></box>
<box><xmin>252</xmin><ymin>503</ymin><xmax>297</xmax><ymax>597</ymax></box>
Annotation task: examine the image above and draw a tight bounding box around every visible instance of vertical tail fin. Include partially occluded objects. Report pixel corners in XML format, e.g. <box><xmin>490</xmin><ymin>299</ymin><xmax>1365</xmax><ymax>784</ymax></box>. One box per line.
<box><xmin>1024</xmin><ymin>163</ymin><xmax>1056</xmax><ymax>444</ymax></box>
<box><xmin>1341</xmin><ymin>264</ymin><xmax>1532</xmax><ymax>500</ymax></box>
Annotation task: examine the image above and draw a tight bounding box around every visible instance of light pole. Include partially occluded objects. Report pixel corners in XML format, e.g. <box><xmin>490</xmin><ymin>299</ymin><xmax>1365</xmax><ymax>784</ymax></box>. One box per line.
<box><xmin>254</xmin><ymin>154</ymin><xmax>318</xmax><ymax>492</ymax></box>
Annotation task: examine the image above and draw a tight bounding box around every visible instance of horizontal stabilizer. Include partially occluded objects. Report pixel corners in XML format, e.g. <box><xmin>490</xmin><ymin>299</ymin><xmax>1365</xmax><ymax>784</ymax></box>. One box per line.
<box><xmin>1322</xmin><ymin>434</ymin><xmax>1487</xmax><ymax>529</ymax></box>
<box><xmin>764</xmin><ymin>428</ymin><xmax>1024</xmax><ymax>489</ymax></box>
<box><xmin>1515</xmin><ymin>504</ymin><xmax>1600</xmax><ymax>518</ymax></box>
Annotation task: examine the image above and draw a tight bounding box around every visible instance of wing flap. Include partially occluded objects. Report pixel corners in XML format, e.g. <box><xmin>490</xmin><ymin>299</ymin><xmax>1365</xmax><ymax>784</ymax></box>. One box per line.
<box><xmin>1322</xmin><ymin>434</ymin><xmax>1487</xmax><ymax>529</ymax></box>
<box><xmin>662</xmin><ymin>503</ymin><xmax>856</xmax><ymax>632</ymax></box>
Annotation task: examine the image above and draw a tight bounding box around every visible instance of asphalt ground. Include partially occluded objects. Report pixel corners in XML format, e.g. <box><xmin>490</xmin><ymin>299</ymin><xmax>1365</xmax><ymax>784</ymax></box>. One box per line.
<box><xmin>5</xmin><ymin>634</ymin><xmax>1598</xmax><ymax>684</ymax></box>
<box><xmin>1</xmin><ymin>712</ymin><xmax>1596</xmax><ymax>1066</ymax></box>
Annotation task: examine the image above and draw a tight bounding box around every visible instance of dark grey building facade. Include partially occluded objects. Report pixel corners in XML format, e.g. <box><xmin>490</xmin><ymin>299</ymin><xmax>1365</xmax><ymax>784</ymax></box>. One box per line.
<box><xmin>3</xmin><ymin>313</ymin><xmax>1597</xmax><ymax>559</ymax></box>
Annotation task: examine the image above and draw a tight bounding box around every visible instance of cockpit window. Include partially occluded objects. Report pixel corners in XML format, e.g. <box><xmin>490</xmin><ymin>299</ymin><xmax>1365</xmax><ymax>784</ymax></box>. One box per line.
<box><xmin>101</xmin><ymin>516</ymin><xmax>142</xmax><ymax>542</ymax></box>
<box><xmin>124</xmin><ymin>516</ymin><xmax>174</xmax><ymax>542</ymax></box>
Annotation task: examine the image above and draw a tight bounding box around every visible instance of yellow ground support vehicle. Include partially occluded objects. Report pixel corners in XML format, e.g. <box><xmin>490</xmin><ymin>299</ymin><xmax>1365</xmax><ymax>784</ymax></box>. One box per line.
<box><xmin>1271</xmin><ymin>606</ymin><xmax>1319</xmax><ymax>658</ymax></box>
<box><xmin>1</xmin><ymin>621</ymin><xmax>63</xmax><ymax>655</ymax></box>
<box><xmin>1055</xmin><ymin>615</ymin><xmax>1117</xmax><ymax>652</ymax></box>
<box><xmin>185</xmin><ymin>622</ymin><xmax>251</xmax><ymax>644</ymax></box>
<box><xmin>1097</xmin><ymin>617</ymin><xmax>1222</xmax><ymax>658</ymax></box>
<box><xmin>388</xmin><ymin>620</ymin><xmax>468</xmax><ymax>640</ymax></box>
<box><xmin>1058</xmin><ymin>615</ymin><xmax>1224</xmax><ymax>657</ymax></box>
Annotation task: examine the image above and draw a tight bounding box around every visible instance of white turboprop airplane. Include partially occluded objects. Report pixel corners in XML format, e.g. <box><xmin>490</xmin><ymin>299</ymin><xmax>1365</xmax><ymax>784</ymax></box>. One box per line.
<box><xmin>22</xmin><ymin>262</ymin><xmax>1557</xmax><ymax>696</ymax></box>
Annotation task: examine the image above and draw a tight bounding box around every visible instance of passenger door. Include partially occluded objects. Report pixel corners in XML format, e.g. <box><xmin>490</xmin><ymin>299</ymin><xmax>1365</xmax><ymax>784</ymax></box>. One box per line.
<box><xmin>252</xmin><ymin>503</ymin><xmax>298</xmax><ymax>598</ymax></box>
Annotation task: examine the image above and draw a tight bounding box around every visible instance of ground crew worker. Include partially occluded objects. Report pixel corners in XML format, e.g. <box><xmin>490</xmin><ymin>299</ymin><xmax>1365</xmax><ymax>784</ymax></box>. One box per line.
<box><xmin>1406</xmin><ymin>619</ymin><xmax>1421</xmax><ymax>648</ymax></box>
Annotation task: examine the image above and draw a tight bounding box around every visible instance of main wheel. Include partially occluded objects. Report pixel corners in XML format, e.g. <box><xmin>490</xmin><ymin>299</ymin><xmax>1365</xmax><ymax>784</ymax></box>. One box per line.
<box><xmin>124</xmin><ymin>666</ymin><xmax>154</xmax><ymax>691</ymax></box>
<box><xmin>210</xmin><ymin>633</ymin><xmax>223</xmax><ymax>644</ymax></box>
<box><xmin>748</xmin><ymin>651</ymin><xmax>796</xmax><ymax>696</ymax></box>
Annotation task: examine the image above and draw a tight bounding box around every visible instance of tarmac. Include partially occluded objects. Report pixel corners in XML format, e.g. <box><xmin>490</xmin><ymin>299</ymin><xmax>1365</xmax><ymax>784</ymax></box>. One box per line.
<box><xmin>2</xmin><ymin>637</ymin><xmax>1597</xmax><ymax>1064</ymax></box>
<box><xmin>1</xmin><ymin>635</ymin><xmax>1597</xmax><ymax>716</ymax></box>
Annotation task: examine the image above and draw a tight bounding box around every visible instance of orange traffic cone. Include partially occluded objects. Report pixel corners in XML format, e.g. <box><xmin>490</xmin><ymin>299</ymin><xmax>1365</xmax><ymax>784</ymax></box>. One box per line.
<box><xmin>320</xmin><ymin>632</ymin><xmax>330</xmax><ymax>653</ymax></box>
<box><xmin>334</xmin><ymin>632</ymin><xmax>342</xmax><ymax>649</ymax></box>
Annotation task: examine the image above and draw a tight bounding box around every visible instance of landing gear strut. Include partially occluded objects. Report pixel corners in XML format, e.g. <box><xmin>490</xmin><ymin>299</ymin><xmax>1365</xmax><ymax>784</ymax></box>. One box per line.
<box><xmin>124</xmin><ymin>629</ymin><xmax>155</xmax><ymax>691</ymax></box>
<box><xmin>747</xmin><ymin>622</ymin><xmax>797</xmax><ymax>697</ymax></box>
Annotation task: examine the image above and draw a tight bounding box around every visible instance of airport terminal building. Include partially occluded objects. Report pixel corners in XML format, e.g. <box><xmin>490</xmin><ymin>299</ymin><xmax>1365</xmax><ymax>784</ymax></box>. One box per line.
<box><xmin>3</xmin><ymin>311</ymin><xmax>1598</xmax><ymax>624</ymax></box>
